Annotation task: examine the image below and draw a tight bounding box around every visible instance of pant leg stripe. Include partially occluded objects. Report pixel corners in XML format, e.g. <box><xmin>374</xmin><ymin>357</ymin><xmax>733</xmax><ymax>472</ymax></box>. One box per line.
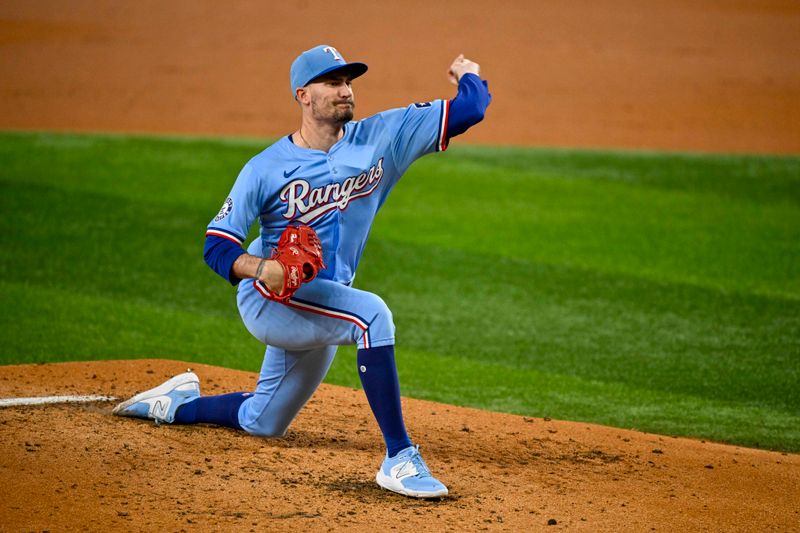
<box><xmin>253</xmin><ymin>280</ymin><xmax>271</xmax><ymax>299</ymax></box>
<box><xmin>253</xmin><ymin>281</ymin><xmax>371</xmax><ymax>348</ymax></box>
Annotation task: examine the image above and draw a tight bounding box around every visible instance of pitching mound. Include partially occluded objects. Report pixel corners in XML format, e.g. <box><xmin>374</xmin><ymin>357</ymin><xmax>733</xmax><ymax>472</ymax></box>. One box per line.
<box><xmin>0</xmin><ymin>359</ymin><xmax>797</xmax><ymax>531</ymax></box>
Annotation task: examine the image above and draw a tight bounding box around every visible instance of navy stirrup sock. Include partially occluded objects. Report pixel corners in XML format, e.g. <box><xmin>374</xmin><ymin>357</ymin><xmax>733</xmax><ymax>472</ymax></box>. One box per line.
<box><xmin>357</xmin><ymin>345</ymin><xmax>413</xmax><ymax>457</ymax></box>
<box><xmin>174</xmin><ymin>392</ymin><xmax>250</xmax><ymax>430</ymax></box>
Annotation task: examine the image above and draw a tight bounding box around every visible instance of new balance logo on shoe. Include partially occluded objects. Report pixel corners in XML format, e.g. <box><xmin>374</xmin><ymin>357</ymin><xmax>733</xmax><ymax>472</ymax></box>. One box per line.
<box><xmin>393</xmin><ymin>460</ymin><xmax>419</xmax><ymax>479</ymax></box>
<box><xmin>151</xmin><ymin>399</ymin><xmax>169</xmax><ymax>420</ymax></box>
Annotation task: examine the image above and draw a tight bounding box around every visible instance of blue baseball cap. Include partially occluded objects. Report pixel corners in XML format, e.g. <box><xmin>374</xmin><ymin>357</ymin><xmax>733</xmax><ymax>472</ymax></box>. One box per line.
<box><xmin>290</xmin><ymin>45</ymin><xmax>368</xmax><ymax>97</ymax></box>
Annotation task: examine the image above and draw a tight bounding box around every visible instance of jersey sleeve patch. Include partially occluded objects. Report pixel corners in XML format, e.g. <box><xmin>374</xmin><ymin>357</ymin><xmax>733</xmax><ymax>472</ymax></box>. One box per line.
<box><xmin>214</xmin><ymin>197</ymin><xmax>234</xmax><ymax>221</ymax></box>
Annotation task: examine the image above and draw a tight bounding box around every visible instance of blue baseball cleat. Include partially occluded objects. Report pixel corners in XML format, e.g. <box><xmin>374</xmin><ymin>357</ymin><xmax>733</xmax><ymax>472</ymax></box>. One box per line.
<box><xmin>112</xmin><ymin>371</ymin><xmax>200</xmax><ymax>424</ymax></box>
<box><xmin>375</xmin><ymin>445</ymin><xmax>448</xmax><ymax>498</ymax></box>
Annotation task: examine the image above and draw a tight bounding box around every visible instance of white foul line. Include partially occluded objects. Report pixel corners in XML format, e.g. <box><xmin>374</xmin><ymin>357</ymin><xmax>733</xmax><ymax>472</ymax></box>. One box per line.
<box><xmin>0</xmin><ymin>395</ymin><xmax>117</xmax><ymax>407</ymax></box>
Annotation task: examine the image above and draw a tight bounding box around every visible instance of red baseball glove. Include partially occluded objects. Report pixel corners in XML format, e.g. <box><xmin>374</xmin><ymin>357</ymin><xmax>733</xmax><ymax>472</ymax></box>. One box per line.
<box><xmin>268</xmin><ymin>224</ymin><xmax>326</xmax><ymax>302</ymax></box>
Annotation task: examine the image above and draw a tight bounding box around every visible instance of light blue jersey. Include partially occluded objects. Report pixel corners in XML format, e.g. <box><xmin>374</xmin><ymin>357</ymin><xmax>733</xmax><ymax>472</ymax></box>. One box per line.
<box><xmin>206</xmin><ymin>99</ymin><xmax>450</xmax><ymax>285</ymax></box>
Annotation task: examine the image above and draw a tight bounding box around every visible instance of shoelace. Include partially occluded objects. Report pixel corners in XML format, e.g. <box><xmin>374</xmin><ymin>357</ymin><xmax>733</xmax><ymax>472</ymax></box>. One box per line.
<box><xmin>407</xmin><ymin>445</ymin><xmax>432</xmax><ymax>478</ymax></box>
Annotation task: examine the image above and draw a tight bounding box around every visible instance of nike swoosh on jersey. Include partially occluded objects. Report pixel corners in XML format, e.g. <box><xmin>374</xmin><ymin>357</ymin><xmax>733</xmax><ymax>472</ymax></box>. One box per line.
<box><xmin>283</xmin><ymin>166</ymin><xmax>301</xmax><ymax>178</ymax></box>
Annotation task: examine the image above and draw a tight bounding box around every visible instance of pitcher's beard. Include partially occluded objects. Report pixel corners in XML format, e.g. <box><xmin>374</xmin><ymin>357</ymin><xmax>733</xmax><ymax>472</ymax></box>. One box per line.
<box><xmin>333</xmin><ymin>107</ymin><xmax>354</xmax><ymax>123</ymax></box>
<box><xmin>312</xmin><ymin>99</ymin><xmax>354</xmax><ymax>124</ymax></box>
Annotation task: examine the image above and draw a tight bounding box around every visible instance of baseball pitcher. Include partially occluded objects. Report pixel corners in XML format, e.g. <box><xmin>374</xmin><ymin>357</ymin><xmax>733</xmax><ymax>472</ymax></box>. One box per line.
<box><xmin>114</xmin><ymin>44</ymin><xmax>491</xmax><ymax>498</ymax></box>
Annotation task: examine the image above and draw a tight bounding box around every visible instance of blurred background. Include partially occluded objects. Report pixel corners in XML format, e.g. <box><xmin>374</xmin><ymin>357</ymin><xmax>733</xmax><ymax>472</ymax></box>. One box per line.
<box><xmin>1</xmin><ymin>0</ymin><xmax>798</xmax><ymax>153</ymax></box>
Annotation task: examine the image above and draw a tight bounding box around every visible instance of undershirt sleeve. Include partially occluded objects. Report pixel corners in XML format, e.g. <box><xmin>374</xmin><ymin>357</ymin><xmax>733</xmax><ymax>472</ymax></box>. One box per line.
<box><xmin>446</xmin><ymin>73</ymin><xmax>491</xmax><ymax>139</ymax></box>
<box><xmin>204</xmin><ymin>234</ymin><xmax>247</xmax><ymax>285</ymax></box>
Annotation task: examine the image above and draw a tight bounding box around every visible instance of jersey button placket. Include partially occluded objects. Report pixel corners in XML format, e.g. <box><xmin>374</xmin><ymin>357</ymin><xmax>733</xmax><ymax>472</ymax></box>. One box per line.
<box><xmin>327</xmin><ymin>153</ymin><xmax>342</xmax><ymax>225</ymax></box>
<box><xmin>331</xmin><ymin>150</ymin><xmax>341</xmax><ymax>262</ymax></box>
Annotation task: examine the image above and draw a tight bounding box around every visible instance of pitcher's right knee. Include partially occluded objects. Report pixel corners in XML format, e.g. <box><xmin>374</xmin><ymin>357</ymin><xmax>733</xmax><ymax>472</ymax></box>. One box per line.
<box><xmin>241</xmin><ymin>417</ymin><xmax>290</xmax><ymax>438</ymax></box>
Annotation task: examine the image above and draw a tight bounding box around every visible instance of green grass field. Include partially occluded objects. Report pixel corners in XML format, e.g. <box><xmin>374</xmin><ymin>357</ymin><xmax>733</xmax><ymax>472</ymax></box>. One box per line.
<box><xmin>1</xmin><ymin>131</ymin><xmax>798</xmax><ymax>452</ymax></box>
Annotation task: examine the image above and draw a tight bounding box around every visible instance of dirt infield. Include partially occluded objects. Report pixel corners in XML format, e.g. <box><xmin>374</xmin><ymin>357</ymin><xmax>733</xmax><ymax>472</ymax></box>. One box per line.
<box><xmin>0</xmin><ymin>360</ymin><xmax>797</xmax><ymax>531</ymax></box>
<box><xmin>1</xmin><ymin>1</ymin><xmax>798</xmax><ymax>153</ymax></box>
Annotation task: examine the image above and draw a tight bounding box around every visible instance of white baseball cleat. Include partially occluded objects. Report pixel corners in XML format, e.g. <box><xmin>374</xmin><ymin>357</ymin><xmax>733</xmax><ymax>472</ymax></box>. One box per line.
<box><xmin>112</xmin><ymin>371</ymin><xmax>200</xmax><ymax>424</ymax></box>
<box><xmin>375</xmin><ymin>445</ymin><xmax>449</xmax><ymax>498</ymax></box>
